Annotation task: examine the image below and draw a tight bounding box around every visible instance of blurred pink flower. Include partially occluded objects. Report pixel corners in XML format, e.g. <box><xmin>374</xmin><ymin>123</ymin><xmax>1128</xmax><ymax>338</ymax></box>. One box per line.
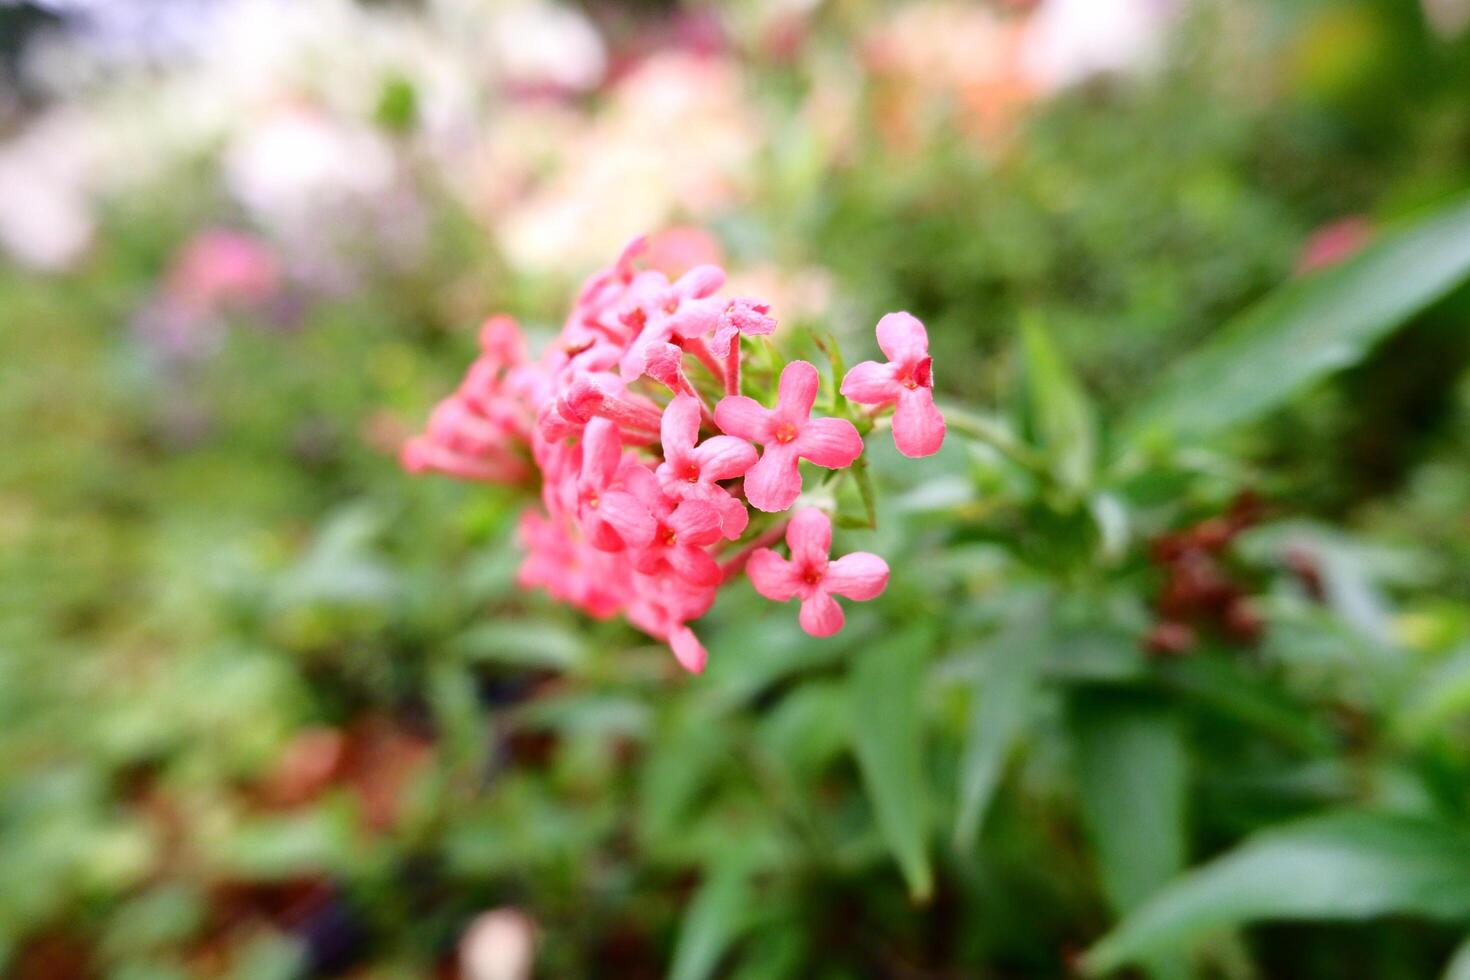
<box><xmin>1296</xmin><ymin>216</ymin><xmax>1373</xmax><ymax>275</ymax></box>
<box><xmin>644</xmin><ymin>226</ymin><xmax>725</xmax><ymax>278</ymax></box>
<box><xmin>166</xmin><ymin>229</ymin><xmax>280</xmax><ymax>313</ymax></box>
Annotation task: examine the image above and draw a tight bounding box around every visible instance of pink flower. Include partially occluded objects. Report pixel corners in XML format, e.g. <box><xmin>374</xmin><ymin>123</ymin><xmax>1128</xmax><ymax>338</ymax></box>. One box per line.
<box><xmin>840</xmin><ymin>311</ymin><xmax>945</xmax><ymax>458</ymax></box>
<box><xmin>626</xmin><ymin>572</ymin><xmax>717</xmax><ymax>673</ymax></box>
<box><xmin>405</xmin><ymin>237</ymin><xmax>947</xmax><ymax>675</ymax></box>
<box><xmin>667</xmin><ymin>296</ymin><xmax>777</xmax><ymax>357</ymax></box>
<box><xmin>620</xmin><ymin>466</ymin><xmax>724</xmax><ymax>585</ymax></box>
<box><xmin>1296</xmin><ymin>216</ymin><xmax>1373</xmax><ymax>275</ymax></box>
<box><xmin>517</xmin><ymin>511</ymin><xmax>630</xmax><ymax>619</ymax></box>
<box><xmin>644</xmin><ymin>226</ymin><xmax>724</xmax><ymax>278</ymax></box>
<box><xmin>644</xmin><ymin>341</ymin><xmax>698</xmax><ymax>397</ymax></box>
<box><xmin>714</xmin><ymin>360</ymin><xmax>863</xmax><ymax>512</ymax></box>
<box><xmin>571</xmin><ymin>418</ymin><xmax>656</xmax><ymax>551</ymax></box>
<box><xmin>708</xmin><ymin>299</ymin><xmax>777</xmax><ymax>358</ymax></box>
<box><xmin>618</xmin><ymin>264</ymin><xmax>727</xmax><ymax>380</ymax></box>
<box><xmin>655</xmin><ymin>394</ymin><xmax>757</xmax><ymax>539</ymax></box>
<box><xmin>746</xmin><ymin>509</ymin><xmax>889</xmax><ymax>636</ymax></box>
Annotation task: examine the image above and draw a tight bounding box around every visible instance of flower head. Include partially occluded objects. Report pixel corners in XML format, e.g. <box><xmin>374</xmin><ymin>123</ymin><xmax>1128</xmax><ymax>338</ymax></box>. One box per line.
<box><xmin>746</xmin><ymin>509</ymin><xmax>890</xmax><ymax>636</ymax></box>
<box><xmin>404</xmin><ymin>236</ymin><xmax>940</xmax><ymax>674</ymax></box>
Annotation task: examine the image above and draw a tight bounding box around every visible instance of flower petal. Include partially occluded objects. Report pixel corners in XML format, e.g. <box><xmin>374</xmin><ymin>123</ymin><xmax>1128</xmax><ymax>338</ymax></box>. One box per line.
<box><xmin>798</xmin><ymin>591</ymin><xmax>845</xmax><ymax>637</ymax></box>
<box><xmin>596</xmin><ymin>493</ymin><xmax>655</xmax><ymax>549</ymax></box>
<box><xmin>743</xmin><ymin>445</ymin><xmax>803</xmax><ymax>512</ymax></box>
<box><xmin>693</xmin><ymin>435</ymin><xmax>758</xmax><ymax>481</ymax></box>
<box><xmin>669</xmin><ymin>625</ymin><xmax>708</xmax><ymax>674</ymax></box>
<box><xmin>668</xmin><ymin>543</ymin><xmax>722</xmax><ymax>586</ymax></box>
<box><xmin>660</xmin><ymin>393</ymin><xmax>701</xmax><ymax>458</ymax></box>
<box><xmin>776</xmin><ymin>360</ymin><xmax>820</xmax><ymax>420</ymax></box>
<box><xmin>892</xmin><ymin>387</ymin><xmax>946</xmax><ymax>458</ymax></box>
<box><xmin>785</xmin><ymin>508</ymin><xmax>832</xmax><ymax>569</ymax></box>
<box><xmin>666</xmin><ymin>296</ymin><xmax>723</xmax><ymax>339</ymax></box>
<box><xmin>746</xmin><ymin>548</ymin><xmax>801</xmax><ymax>601</ymax></box>
<box><xmin>597</xmin><ymin>489</ymin><xmax>656</xmax><ymax>547</ymax></box>
<box><xmin>669</xmin><ymin>499</ymin><xmax>723</xmax><ymax>545</ymax></box>
<box><xmin>840</xmin><ymin>360</ymin><xmax>902</xmax><ymax>405</ymax></box>
<box><xmin>580</xmin><ymin>418</ymin><xmax>624</xmax><ymax>487</ymax></box>
<box><xmin>674</xmin><ymin>263</ymin><xmax>726</xmax><ymax>300</ymax></box>
<box><xmin>875</xmin><ymin>311</ymin><xmax>930</xmax><ymax>365</ymax></box>
<box><xmin>794</xmin><ymin>417</ymin><xmax>863</xmax><ymax>470</ymax></box>
<box><xmin>714</xmin><ymin>395</ymin><xmax>772</xmax><ymax>442</ymax></box>
<box><xmin>713</xmin><ymin>491</ymin><xmax>749</xmax><ymax>539</ymax></box>
<box><xmin>645</xmin><ymin>342</ymin><xmax>693</xmax><ymax>394</ymax></box>
<box><xmin>823</xmin><ymin>552</ymin><xmax>889</xmax><ymax>601</ymax></box>
<box><xmin>708</xmin><ymin>322</ymin><xmax>738</xmax><ymax>359</ymax></box>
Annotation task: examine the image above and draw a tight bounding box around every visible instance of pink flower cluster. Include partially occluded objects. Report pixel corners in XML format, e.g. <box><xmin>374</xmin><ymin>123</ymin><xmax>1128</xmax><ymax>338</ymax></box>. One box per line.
<box><xmin>402</xmin><ymin>237</ymin><xmax>945</xmax><ymax>672</ymax></box>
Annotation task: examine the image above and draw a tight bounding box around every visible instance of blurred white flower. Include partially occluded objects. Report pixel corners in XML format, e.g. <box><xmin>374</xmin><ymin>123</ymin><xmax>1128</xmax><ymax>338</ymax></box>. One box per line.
<box><xmin>496</xmin><ymin>52</ymin><xmax>760</xmax><ymax>274</ymax></box>
<box><xmin>459</xmin><ymin>908</ymin><xmax>536</xmax><ymax>980</ymax></box>
<box><xmin>487</xmin><ymin>2</ymin><xmax>606</xmax><ymax>95</ymax></box>
<box><xmin>0</xmin><ymin>110</ymin><xmax>95</xmax><ymax>271</ymax></box>
<box><xmin>1022</xmin><ymin>0</ymin><xmax>1181</xmax><ymax>93</ymax></box>
<box><xmin>1422</xmin><ymin>0</ymin><xmax>1470</xmax><ymax>39</ymax></box>
<box><xmin>225</xmin><ymin>107</ymin><xmax>396</xmax><ymax>227</ymax></box>
<box><xmin>224</xmin><ymin>106</ymin><xmax>425</xmax><ymax>287</ymax></box>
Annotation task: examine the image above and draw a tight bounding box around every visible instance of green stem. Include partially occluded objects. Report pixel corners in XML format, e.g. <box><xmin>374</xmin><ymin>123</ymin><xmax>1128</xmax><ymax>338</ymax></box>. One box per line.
<box><xmin>936</xmin><ymin>403</ymin><xmax>1049</xmax><ymax>474</ymax></box>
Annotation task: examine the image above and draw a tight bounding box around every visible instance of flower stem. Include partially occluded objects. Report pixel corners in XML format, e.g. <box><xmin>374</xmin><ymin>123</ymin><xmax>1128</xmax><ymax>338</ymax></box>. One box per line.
<box><xmin>719</xmin><ymin>519</ymin><xmax>789</xmax><ymax>581</ymax></box>
<box><xmin>936</xmin><ymin>403</ymin><xmax>1048</xmax><ymax>473</ymax></box>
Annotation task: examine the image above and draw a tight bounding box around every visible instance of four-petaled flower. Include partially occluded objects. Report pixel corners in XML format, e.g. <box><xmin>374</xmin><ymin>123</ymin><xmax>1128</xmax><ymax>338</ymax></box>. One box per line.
<box><xmin>840</xmin><ymin>311</ymin><xmax>946</xmax><ymax>458</ymax></box>
<box><xmin>746</xmin><ymin>509</ymin><xmax>890</xmax><ymax>637</ymax></box>
<box><xmin>655</xmin><ymin>394</ymin><xmax>758</xmax><ymax>539</ymax></box>
<box><xmin>714</xmin><ymin>360</ymin><xmax>863</xmax><ymax>512</ymax></box>
<box><xmin>618</xmin><ymin>466</ymin><xmax>724</xmax><ymax>586</ymax></box>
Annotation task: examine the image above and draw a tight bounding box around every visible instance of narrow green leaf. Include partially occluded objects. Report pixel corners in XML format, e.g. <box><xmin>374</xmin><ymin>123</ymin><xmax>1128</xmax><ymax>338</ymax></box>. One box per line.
<box><xmin>1021</xmin><ymin>314</ymin><xmax>1096</xmax><ymax>491</ymax></box>
<box><xmin>1444</xmin><ymin>936</ymin><xmax>1470</xmax><ymax>980</ymax></box>
<box><xmin>1073</xmin><ymin>693</ymin><xmax>1190</xmax><ymax>980</ymax></box>
<box><xmin>1084</xmin><ymin>811</ymin><xmax>1470</xmax><ymax>975</ymax></box>
<box><xmin>454</xmin><ymin>620</ymin><xmax>587</xmax><ymax>670</ymax></box>
<box><xmin>1125</xmin><ymin>191</ymin><xmax>1470</xmax><ymax>442</ymax></box>
<box><xmin>1074</xmin><ymin>694</ymin><xmax>1189</xmax><ymax>913</ymax></box>
<box><xmin>954</xmin><ymin>605</ymin><xmax>1047</xmax><ymax>852</ymax></box>
<box><xmin>851</xmin><ymin>628</ymin><xmax>934</xmax><ymax>901</ymax></box>
<box><xmin>669</xmin><ymin>856</ymin><xmax>755</xmax><ymax>980</ymax></box>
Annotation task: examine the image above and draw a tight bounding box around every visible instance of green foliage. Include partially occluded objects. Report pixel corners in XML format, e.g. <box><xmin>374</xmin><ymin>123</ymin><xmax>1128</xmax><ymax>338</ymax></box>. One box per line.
<box><xmin>1126</xmin><ymin>191</ymin><xmax>1470</xmax><ymax>443</ymax></box>
<box><xmin>851</xmin><ymin>627</ymin><xmax>934</xmax><ymax>902</ymax></box>
<box><xmin>5</xmin><ymin>2</ymin><xmax>1470</xmax><ymax>977</ymax></box>
<box><xmin>1085</xmin><ymin>812</ymin><xmax>1470</xmax><ymax>974</ymax></box>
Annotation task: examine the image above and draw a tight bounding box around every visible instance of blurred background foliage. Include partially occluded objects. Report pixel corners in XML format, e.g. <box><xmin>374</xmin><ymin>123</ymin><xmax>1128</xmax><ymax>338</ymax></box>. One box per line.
<box><xmin>3</xmin><ymin>0</ymin><xmax>1470</xmax><ymax>977</ymax></box>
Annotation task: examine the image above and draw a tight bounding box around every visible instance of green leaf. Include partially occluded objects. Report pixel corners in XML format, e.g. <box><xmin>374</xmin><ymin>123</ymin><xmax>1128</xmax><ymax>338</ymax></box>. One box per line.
<box><xmin>668</xmin><ymin>856</ymin><xmax>755</xmax><ymax>980</ymax></box>
<box><xmin>1125</xmin><ymin>191</ymin><xmax>1470</xmax><ymax>442</ymax></box>
<box><xmin>851</xmin><ymin>628</ymin><xmax>934</xmax><ymax>901</ymax></box>
<box><xmin>454</xmin><ymin>620</ymin><xmax>587</xmax><ymax>670</ymax></box>
<box><xmin>1444</xmin><ymin>936</ymin><xmax>1470</xmax><ymax>980</ymax></box>
<box><xmin>1084</xmin><ymin>811</ymin><xmax>1470</xmax><ymax>975</ymax></box>
<box><xmin>1021</xmin><ymin>314</ymin><xmax>1096</xmax><ymax>492</ymax></box>
<box><xmin>1073</xmin><ymin>693</ymin><xmax>1190</xmax><ymax>980</ymax></box>
<box><xmin>954</xmin><ymin>604</ymin><xmax>1047</xmax><ymax>852</ymax></box>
